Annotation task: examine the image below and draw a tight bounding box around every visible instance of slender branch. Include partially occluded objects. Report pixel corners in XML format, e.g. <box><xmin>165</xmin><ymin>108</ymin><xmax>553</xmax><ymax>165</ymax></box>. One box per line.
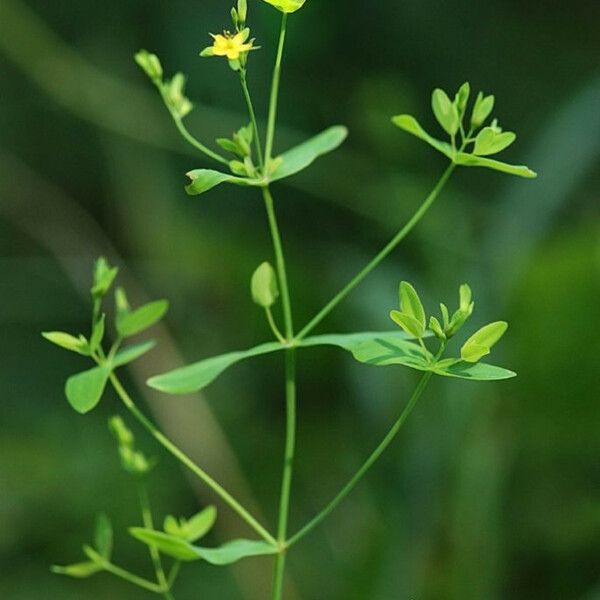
<box><xmin>101</xmin><ymin>561</ymin><xmax>166</xmax><ymax>594</ymax></box>
<box><xmin>287</xmin><ymin>372</ymin><xmax>433</xmax><ymax>548</ymax></box>
<box><xmin>262</xmin><ymin>186</ymin><xmax>294</xmax><ymax>338</ymax></box>
<box><xmin>266</xmin><ymin>307</ymin><xmax>286</xmax><ymax>344</ymax></box>
<box><xmin>296</xmin><ymin>162</ymin><xmax>457</xmax><ymax>340</ymax></box>
<box><xmin>240</xmin><ymin>70</ymin><xmax>264</xmax><ymax>170</ymax></box>
<box><xmin>264</xmin><ymin>14</ymin><xmax>288</xmax><ymax>166</ymax></box>
<box><xmin>138</xmin><ymin>484</ymin><xmax>174</xmax><ymax>600</ymax></box>
<box><xmin>108</xmin><ymin>373</ymin><xmax>277</xmax><ymax>546</ymax></box>
<box><xmin>171</xmin><ymin>114</ymin><xmax>230</xmax><ymax>166</ymax></box>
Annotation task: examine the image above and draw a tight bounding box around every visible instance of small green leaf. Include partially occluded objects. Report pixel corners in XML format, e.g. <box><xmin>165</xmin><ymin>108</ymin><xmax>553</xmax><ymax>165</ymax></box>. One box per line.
<box><xmin>185</xmin><ymin>169</ymin><xmax>255</xmax><ymax>195</ymax></box>
<box><xmin>251</xmin><ymin>262</ymin><xmax>279</xmax><ymax>308</ymax></box>
<box><xmin>399</xmin><ymin>282</ymin><xmax>426</xmax><ymax>330</ymax></box>
<box><xmin>454</xmin><ymin>153</ymin><xmax>537</xmax><ymax>178</ymax></box>
<box><xmin>65</xmin><ymin>366</ymin><xmax>110</xmax><ymax>414</ymax></box>
<box><xmin>391</xmin><ymin>115</ymin><xmax>453</xmax><ymax>158</ymax></box>
<box><xmin>433</xmin><ymin>360</ymin><xmax>516</xmax><ymax>381</ymax></box>
<box><xmin>91</xmin><ymin>257</ymin><xmax>118</xmax><ymax>299</ymax></box>
<box><xmin>461</xmin><ymin>321</ymin><xmax>508</xmax><ymax>363</ymax></box>
<box><xmin>471</xmin><ymin>93</ymin><xmax>495</xmax><ymax>128</ymax></box>
<box><xmin>269</xmin><ymin>126</ymin><xmax>348</xmax><ymax>183</ymax></box>
<box><xmin>459</xmin><ymin>284</ymin><xmax>473</xmax><ymax>313</ymax></box>
<box><xmin>473</xmin><ymin>127</ymin><xmax>517</xmax><ymax>156</ymax></box>
<box><xmin>129</xmin><ymin>528</ymin><xmax>203</xmax><ymax>562</ymax></box>
<box><xmin>116</xmin><ymin>300</ymin><xmax>169</xmax><ymax>338</ymax></box>
<box><xmin>112</xmin><ymin>340</ymin><xmax>157</xmax><ymax>368</ymax></box>
<box><xmin>109</xmin><ymin>415</ymin><xmax>135</xmax><ymax>447</ymax></box>
<box><xmin>181</xmin><ymin>506</ymin><xmax>217</xmax><ymax>542</ymax></box>
<box><xmin>51</xmin><ymin>561</ymin><xmax>102</xmax><ymax>578</ymax></box>
<box><xmin>429</xmin><ymin>316</ymin><xmax>446</xmax><ymax>340</ymax></box>
<box><xmin>390</xmin><ymin>310</ymin><xmax>425</xmax><ymax>339</ymax></box>
<box><xmin>89</xmin><ymin>314</ymin><xmax>105</xmax><ymax>354</ymax></box>
<box><xmin>192</xmin><ymin>539</ymin><xmax>278</xmax><ymax>565</ymax></box>
<box><xmin>94</xmin><ymin>513</ymin><xmax>113</xmax><ymax>560</ymax></box>
<box><xmin>115</xmin><ymin>287</ymin><xmax>130</xmax><ymax>314</ymax></box>
<box><xmin>164</xmin><ymin>515</ymin><xmax>183</xmax><ymax>537</ymax></box>
<box><xmin>42</xmin><ymin>332</ymin><xmax>89</xmax><ymax>356</ymax></box>
<box><xmin>135</xmin><ymin>50</ymin><xmax>163</xmax><ymax>83</ymax></box>
<box><xmin>432</xmin><ymin>88</ymin><xmax>460</xmax><ymax>136</ymax></box>
<box><xmin>237</xmin><ymin>0</ymin><xmax>248</xmax><ymax>22</ymax></box>
<box><xmin>454</xmin><ymin>82</ymin><xmax>471</xmax><ymax>118</ymax></box>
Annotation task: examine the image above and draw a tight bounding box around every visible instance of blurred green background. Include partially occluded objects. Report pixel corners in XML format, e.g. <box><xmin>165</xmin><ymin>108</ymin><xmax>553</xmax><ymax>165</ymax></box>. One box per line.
<box><xmin>1</xmin><ymin>0</ymin><xmax>599</xmax><ymax>598</ymax></box>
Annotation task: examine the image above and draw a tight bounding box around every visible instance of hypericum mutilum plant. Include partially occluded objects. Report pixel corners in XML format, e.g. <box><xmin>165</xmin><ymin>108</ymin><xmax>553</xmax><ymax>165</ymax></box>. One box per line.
<box><xmin>45</xmin><ymin>1</ymin><xmax>536</xmax><ymax>598</ymax></box>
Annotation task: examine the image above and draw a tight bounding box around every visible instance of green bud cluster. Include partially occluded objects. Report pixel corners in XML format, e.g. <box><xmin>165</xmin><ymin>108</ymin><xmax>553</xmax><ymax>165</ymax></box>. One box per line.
<box><xmin>109</xmin><ymin>415</ymin><xmax>154</xmax><ymax>476</ymax></box>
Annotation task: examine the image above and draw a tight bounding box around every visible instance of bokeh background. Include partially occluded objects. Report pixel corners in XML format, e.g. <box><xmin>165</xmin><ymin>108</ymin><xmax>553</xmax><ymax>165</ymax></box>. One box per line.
<box><xmin>1</xmin><ymin>0</ymin><xmax>599</xmax><ymax>598</ymax></box>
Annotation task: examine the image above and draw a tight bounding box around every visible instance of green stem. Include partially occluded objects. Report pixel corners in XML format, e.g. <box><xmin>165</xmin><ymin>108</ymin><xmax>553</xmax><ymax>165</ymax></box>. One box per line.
<box><xmin>266</xmin><ymin>307</ymin><xmax>286</xmax><ymax>344</ymax></box>
<box><xmin>109</xmin><ymin>373</ymin><xmax>276</xmax><ymax>546</ymax></box>
<box><xmin>296</xmin><ymin>163</ymin><xmax>457</xmax><ymax>340</ymax></box>
<box><xmin>262</xmin><ymin>186</ymin><xmax>294</xmax><ymax>338</ymax></box>
<box><xmin>240</xmin><ymin>70</ymin><xmax>264</xmax><ymax>170</ymax></box>
<box><xmin>138</xmin><ymin>484</ymin><xmax>174</xmax><ymax>599</ymax></box>
<box><xmin>264</xmin><ymin>14</ymin><xmax>288</xmax><ymax>166</ymax></box>
<box><xmin>287</xmin><ymin>372</ymin><xmax>433</xmax><ymax>548</ymax></box>
<box><xmin>101</xmin><ymin>561</ymin><xmax>166</xmax><ymax>594</ymax></box>
<box><xmin>171</xmin><ymin>114</ymin><xmax>230</xmax><ymax>166</ymax></box>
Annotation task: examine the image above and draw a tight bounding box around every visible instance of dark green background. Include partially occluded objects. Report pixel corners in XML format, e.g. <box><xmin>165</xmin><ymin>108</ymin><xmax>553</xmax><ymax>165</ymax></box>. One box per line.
<box><xmin>1</xmin><ymin>0</ymin><xmax>599</xmax><ymax>599</ymax></box>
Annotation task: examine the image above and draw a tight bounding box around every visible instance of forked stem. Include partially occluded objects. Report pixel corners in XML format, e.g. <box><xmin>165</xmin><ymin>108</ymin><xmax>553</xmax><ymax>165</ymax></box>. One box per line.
<box><xmin>287</xmin><ymin>372</ymin><xmax>433</xmax><ymax>548</ymax></box>
<box><xmin>109</xmin><ymin>373</ymin><xmax>276</xmax><ymax>546</ymax></box>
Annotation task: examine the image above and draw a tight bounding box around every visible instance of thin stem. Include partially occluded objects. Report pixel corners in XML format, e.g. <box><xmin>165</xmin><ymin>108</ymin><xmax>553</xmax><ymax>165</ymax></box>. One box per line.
<box><xmin>109</xmin><ymin>373</ymin><xmax>276</xmax><ymax>546</ymax></box>
<box><xmin>262</xmin><ymin>186</ymin><xmax>294</xmax><ymax>338</ymax></box>
<box><xmin>264</xmin><ymin>14</ymin><xmax>288</xmax><ymax>166</ymax></box>
<box><xmin>138</xmin><ymin>484</ymin><xmax>174</xmax><ymax>599</ymax></box>
<box><xmin>101</xmin><ymin>561</ymin><xmax>166</xmax><ymax>594</ymax></box>
<box><xmin>240</xmin><ymin>70</ymin><xmax>264</xmax><ymax>170</ymax></box>
<box><xmin>296</xmin><ymin>163</ymin><xmax>457</xmax><ymax>340</ymax></box>
<box><xmin>266</xmin><ymin>307</ymin><xmax>286</xmax><ymax>344</ymax></box>
<box><xmin>171</xmin><ymin>114</ymin><xmax>230</xmax><ymax>166</ymax></box>
<box><xmin>287</xmin><ymin>372</ymin><xmax>433</xmax><ymax>548</ymax></box>
<box><xmin>271</xmin><ymin>348</ymin><xmax>297</xmax><ymax>599</ymax></box>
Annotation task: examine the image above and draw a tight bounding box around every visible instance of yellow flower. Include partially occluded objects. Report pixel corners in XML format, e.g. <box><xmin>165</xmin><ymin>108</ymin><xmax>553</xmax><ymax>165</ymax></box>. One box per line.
<box><xmin>210</xmin><ymin>31</ymin><xmax>253</xmax><ymax>60</ymax></box>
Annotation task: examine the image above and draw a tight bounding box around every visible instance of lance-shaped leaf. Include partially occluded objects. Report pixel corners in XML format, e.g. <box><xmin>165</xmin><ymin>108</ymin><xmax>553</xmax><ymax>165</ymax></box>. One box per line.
<box><xmin>42</xmin><ymin>331</ymin><xmax>90</xmax><ymax>356</ymax></box>
<box><xmin>432</xmin><ymin>88</ymin><xmax>460</xmax><ymax>136</ymax></box>
<box><xmin>112</xmin><ymin>340</ymin><xmax>157</xmax><ymax>368</ymax></box>
<box><xmin>454</xmin><ymin>153</ymin><xmax>537</xmax><ymax>178</ymax></box>
<box><xmin>432</xmin><ymin>360</ymin><xmax>516</xmax><ymax>380</ymax></box>
<box><xmin>147</xmin><ymin>331</ymin><xmax>427</xmax><ymax>395</ymax></box>
<box><xmin>164</xmin><ymin>506</ymin><xmax>217</xmax><ymax>543</ymax></box>
<box><xmin>116</xmin><ymin>300</ymin><xmax>169</xmax><ymax>338</ymax></box>
<box><xmin>391</xmin><ymin>115</ymin><xmax>453</xmax><ymax>158</ymax></box>
<box><xmin>185</xmin><ymin>169</ymin><xmax>257</xmax><ymax>195</ymax></box>
<box><xmin>269</xmin><ymin>126</ymin><xmax>348</xmax><ymax>182</ymax></box>
<box><xmin>399</xmin><ymin>282</ymin><xmax>426</xmax><ymax>331</ymax></box>
<box><xmin>130</xmin><ymin>529</ymin><xmax>277</xmax><ymax>565</ymax></box>
<box><xmin>65</xmin><ymin>366</ymin><xmax>110</xmax><ymax>414</ymax></box>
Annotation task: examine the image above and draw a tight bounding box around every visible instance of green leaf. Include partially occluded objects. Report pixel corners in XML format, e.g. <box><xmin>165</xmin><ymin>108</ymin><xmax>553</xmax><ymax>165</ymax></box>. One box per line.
<box><xmin>135</xmin><ymin>49</ymin><xmax>163</xmax><ymax>83</ymax></box>
<box><xmin>269</xmin><ymin>126</ymin><xmax>348</xmax><ymax>182</ymax></box>
<box><xmin>261</xmin><ymin>0</ymin><xmax>306</xmax><ymax>13</ymax></box>
<box><xmin>432</xmin><ymin>88</ymin><xmax>460</xmax><ymax>136</ymax></box>
<box><xmin>473</xmin><ymin>127</ymin><xmax>517</xmax><ymax>156</ymax></box>
<box><xmin>461</xmin><ymin>321</ymin><xmax>508</xmax><ymax>363</ymax></box>
<box><xmin>429</xmin><ymin>316</ymin><xmax>446</xmax><ymax>340</ymax></box>
<box><xmin>65</xmin><ymin>366</ymin><xmax>110</xmax><ymax>414</ymax></box>
<box><xmin>191</xmin><ymin>539</ymin><xmax>278</xmax><ymax>565</ymax></box>
<box><xmin>89</xmin><ymin>314</ymin><xmax>105</xmax><ymax>354</ymax></box>
<box><xmin>116</xmin><ymin>300</ymin><xmax>169</xmax><ymax>338</ymax></box>
<box><xmin>454</xmin><ymin>153</ymin><xmax>537</xmax><ymax>178</ymax></box>
<box><xmin>51</xmin><ymin>561</ymin><xmax>102</xmax><ymax>578</ymax></box>
<box><xmin>91</xmin><ymin>257</ymin><xmax>118</xmax><ymax>298</ymax></box>
<box><xmin>432</xmin><ymin>360</ymin><xmax>516</xmax><ymax>380</ymax></box>
<box><xmin>185</xmin><ymin>169</ymin><xmax>256</xmax><ymax>195</ymax></box>
<box><xmin>390</xmin><ymin>310</ymin><xmax>425</xmax><ymax>339</ymax></box>
<box><xmin>251</xmin><ymin>262</ymin><xmax>279</xmax><ymax>308</ymax></box>
<box><xmin>471</xmin><ymin>92</ymin><xmax>495</xmax><ymax>128</ymax></box>
<box><xmin>42</xmin><ymin>331</ymin><xmax>89</xmax><ymax>356</ymax></box>
<box><xmin>112</xmin><ymin>340</ymin><xmax>157</xmax><ymax>367</ymax></box>
<box><xmin>181</xmin><ymin>506</ymin><xmax>217</xmax><ymax>543</ymax></box>
<box><xmin>399</xmin><ymin>281</ymin><xmax>426</xmax><ymax>330</ymax></box>
<box><xmin>454</xmin><ymin>81</ymin><xmax>471</xmax><ymax>118</ymax></box>
<box><xmin>147</xmin><ymin>342</ymin><xmax>284</xmax><ymax>394</ymax></box>
<box><xmin>94</xmin><ymin>513</ymin><xmax>113</xmax><ymax>560</ymax></box>
<box><xmin>109</xmin><ymin>415</ymin><xmax>135</xmax><ymax>447</ymax></box>
<box><xmin>341</xmin><ymin>335</ymin><xmax>432</xmax><ymax>371</ymax></box>
<box><xmin>130</xmin><ymin>528</ymin><xmax>201</xmax><ymax>561</ymax></box>
<box><xmin>391</xmin><ymin>115</ymin><xmax>453</xmax><ymax>158</ymax></box>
